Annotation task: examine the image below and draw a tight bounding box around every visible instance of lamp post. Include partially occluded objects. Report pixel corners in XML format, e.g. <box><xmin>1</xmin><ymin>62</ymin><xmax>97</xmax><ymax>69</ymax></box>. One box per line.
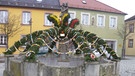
<box><xmin>29</xmin><ymin>18</ymin><xmax>33</xmax><ymax>43</ymax></box>
<box><xmin>29</xmin><ymin>18</ymin><xmax>32</xmax><ymax>34</ymax></box>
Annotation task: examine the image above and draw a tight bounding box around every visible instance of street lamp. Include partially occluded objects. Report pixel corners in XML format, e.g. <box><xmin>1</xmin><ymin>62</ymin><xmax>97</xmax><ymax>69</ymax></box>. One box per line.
<box><xmin>29</xmin><ymin>18</ymin><xmax>33</xmax><ymax>43</ymax></box>
<box><xmin>29</xmin><ymin>18</ymin><xmax>32</xmax><ymax>34</ymax></box>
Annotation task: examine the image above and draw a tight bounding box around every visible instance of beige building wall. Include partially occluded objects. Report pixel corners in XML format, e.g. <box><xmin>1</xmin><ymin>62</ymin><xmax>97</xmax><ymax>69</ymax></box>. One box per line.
<box><xmin>125</xmin><ymin>20</ymin><xmax>135</xmax><ymax>55</ymax></box>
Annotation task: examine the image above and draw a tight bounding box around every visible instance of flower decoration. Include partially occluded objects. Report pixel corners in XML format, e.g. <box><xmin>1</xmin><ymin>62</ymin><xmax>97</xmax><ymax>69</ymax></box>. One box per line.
<box><xmin>90</xmin><ymin>53</ymin><xmax>96</xmax><ymax>59</ymax></box>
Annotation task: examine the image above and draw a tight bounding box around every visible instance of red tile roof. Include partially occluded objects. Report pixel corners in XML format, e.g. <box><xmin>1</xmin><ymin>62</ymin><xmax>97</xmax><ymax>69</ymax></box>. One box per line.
<box><xmin>60</xmin><ymin>0</ymin><xmax>127</xmax><ymax>15</ymax></box>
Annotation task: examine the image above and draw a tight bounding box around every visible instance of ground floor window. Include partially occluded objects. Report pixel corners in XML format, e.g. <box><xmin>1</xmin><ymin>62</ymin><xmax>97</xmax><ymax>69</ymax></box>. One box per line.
<box><xmin>128</xmin><ymin>39</ymin><xmax>133</xmax><ymax>48</ymax></box>
<box><xmin>0</xmin><ymin>35</ymin><xmax>7</xmax><ymax>45</ymax></box>
<box><xmin>105</xmin><ymin>40</ymin><xmax>116</xmax><ymax>51</ymax></box>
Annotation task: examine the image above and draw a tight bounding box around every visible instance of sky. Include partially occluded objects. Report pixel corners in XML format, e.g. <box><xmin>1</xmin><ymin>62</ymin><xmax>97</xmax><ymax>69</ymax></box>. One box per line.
<box><xmin>97</xmin><ymin>0</ymin><xmax>135</xmax><ymax>20</ymax></box>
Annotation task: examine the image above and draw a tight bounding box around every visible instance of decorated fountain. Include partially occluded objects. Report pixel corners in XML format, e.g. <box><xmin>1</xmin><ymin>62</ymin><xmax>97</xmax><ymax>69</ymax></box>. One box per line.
<box><xmin>3</xmin><ymin>3</ymin><xmax>120</xmax><ymax>76</ymax></box>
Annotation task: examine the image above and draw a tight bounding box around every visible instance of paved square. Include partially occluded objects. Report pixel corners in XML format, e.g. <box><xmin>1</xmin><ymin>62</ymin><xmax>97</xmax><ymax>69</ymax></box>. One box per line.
<box><xmin>0</xmin><ymin>63</ymin><xmax>4</xmax><ymax>76</ymax></box>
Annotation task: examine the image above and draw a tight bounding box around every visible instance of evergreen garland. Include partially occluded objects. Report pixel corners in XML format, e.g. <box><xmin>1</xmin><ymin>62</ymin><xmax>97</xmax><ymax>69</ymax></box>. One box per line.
<box><xmin>4</xmin><ymin>12</ymin><xmax>120</xmax><ymax>62</ymax></box>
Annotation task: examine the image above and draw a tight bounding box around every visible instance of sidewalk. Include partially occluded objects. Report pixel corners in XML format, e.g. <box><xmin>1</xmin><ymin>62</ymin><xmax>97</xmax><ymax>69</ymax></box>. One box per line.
<box><xmin>119</xmin><ymin>56</ymin><xmax>135</xmax><ymax>76</ymax></box>
<box><xmin>0</xmin><ymin>63</ymin><xmax>4</xmax><ymax>76</ymax></box>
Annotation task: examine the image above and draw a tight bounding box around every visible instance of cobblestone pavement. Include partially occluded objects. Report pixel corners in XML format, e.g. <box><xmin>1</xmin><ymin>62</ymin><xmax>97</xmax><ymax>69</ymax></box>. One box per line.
<box><xmin>0</xmin><ymin>56</ymin><xmax>135</xmax><ymax>76</ymax></box>
<box><xmin>0</xmin><ymin>63</ymin><xmax>4</xmax><ymax>76</ymax></box>
<box><xmin>119</xmin><ymin>56</ymin><xmax>135</xmax><ymax>76</ymax></box>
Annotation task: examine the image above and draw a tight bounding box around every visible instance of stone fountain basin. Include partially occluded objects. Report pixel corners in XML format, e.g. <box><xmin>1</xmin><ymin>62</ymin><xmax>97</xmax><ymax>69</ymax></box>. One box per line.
<box><xmin>3</xmin><ymin>54</ymin><xmax>120</xmax><ymax>76</ymax></box>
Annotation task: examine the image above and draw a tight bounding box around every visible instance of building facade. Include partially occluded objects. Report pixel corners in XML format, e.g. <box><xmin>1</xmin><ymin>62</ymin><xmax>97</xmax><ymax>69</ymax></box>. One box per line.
<box><xmin>0</xmin><ymin>0</ymin><xmax>126</xmax><ymax>56</ymax></box>
<box><xmin>60</xmin><ymin>0</ymin><xmax>127</xmax><ymax>56</ymax></box>
<box><xmin>125</xmin><ymin>15</ymin><xmax>135</xmax><ymax>56</ymax></box>
<box><xmin>0</xmin><ymin>0</ymin><xmax>60</xmax><ymax>54</ymax></box>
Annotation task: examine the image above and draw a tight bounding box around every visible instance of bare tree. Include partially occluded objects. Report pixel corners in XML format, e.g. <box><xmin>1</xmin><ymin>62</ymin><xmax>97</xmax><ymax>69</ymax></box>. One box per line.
<box><xmin>0</xmin><ymin>13</ymin><xmax>21</xmax><ymax>49</ymax></box>
<box><xmin>117</xmin><ymin>23</ymin><xmax>133</xmax><ymax>58</ymax></box>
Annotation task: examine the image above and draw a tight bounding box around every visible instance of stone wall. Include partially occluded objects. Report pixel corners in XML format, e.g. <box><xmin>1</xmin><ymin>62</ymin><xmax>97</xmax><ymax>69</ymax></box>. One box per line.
<box><xmin>3</xmin><ymin>56</ymin><xmax>120</xmax><ymax>76</ymax></box>
<box><xmin>4</xmin><ymin>60</ymin><xmax>83</xmax><ymax>76</ymax></box>
<box><xmin>85</xmin><ymin>61</ymin><xmax>120</xmax><ymax>76</ymax></box>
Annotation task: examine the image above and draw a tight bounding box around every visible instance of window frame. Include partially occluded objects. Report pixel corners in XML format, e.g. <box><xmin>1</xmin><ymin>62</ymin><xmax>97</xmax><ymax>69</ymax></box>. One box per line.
<box><xmin>97</xmin><ymin>14</ymin><xmax>105</xmax><ymax>27</ymax></box>
<box><xmin>20</xmin><ymin>35</ymin><xmax>27</xmax><ymax>47</ymax></box>
<box><xmin>0</xmin><ymin>10</ymin><xmax>8</xmax><ymax>24</ymax></box>
<box><xmin>44</xmin><ymin>13</ymin><xmax>52</xmax><ymax>26</ymax></box>
<box><xmin>109</xmin><ymin>16</ymin><xmax>117</xmax><ymax>29</ymax></box>
<box><xmin>81</xmin><ymin>12</ymin><xmax>90</xmax><ymax>25</ymax></box>
<box><xmin>22</xmin><ymin>11</ymin><xmax>31</xmax><ymax>25</ymax></box>
<box><xmin>68</xmin><ymin>11</ymin><xmax>76</xmax><ymax>23</ymax></box>
<box><xmin>128</xmin><ymin>39</ymin><xmax>133</xmax><ymax>48</ymax></box>
<box><xmin>129</xmin><ymin>23</ymin><xmax>134</xmax><ymax>33</ymax></box>
<box><xmin>104</xmin><ymin>39</ymin><xmax>117</xmax><ymax>52</ymax></box>
<box><xmin>0</xmin><ymin>34</ymin><xmax>7</xmax><ymax>46</ymax></box>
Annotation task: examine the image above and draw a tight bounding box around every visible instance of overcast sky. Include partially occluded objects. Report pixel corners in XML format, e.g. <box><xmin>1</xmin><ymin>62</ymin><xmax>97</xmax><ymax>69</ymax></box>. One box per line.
<box><xmin>97</xmin><ymin>0</ymin><xmax>134</xmax><ymax>20</ymax></box>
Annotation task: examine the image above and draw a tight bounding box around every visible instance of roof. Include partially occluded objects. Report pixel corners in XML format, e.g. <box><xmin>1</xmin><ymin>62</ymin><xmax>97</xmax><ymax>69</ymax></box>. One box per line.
<box><xmin>0</xmin><ymin>0</ymin><xmax>60</xmax><ymax>10</ymax></box>
<box><xmin>125</xmin><ymin>15</ymin><xmax>135</xmax><ymax>22</ymax></box>
<box><xmin>59</xmin><ymin>0</ymin><xmax>127</xmax><ymax>15</ymax></box>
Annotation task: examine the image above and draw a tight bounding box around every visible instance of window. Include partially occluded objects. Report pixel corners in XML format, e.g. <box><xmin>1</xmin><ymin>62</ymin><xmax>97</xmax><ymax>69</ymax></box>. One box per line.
<box><xmin>0</xmin><ymin>10</ymin><xmax>8</xmax><ymax>23</ymax></box>
<box><xmin>0</xmin><ymin>35</ymin><xmax>7</xmax><ymax>45</ymax></box>
<box><xmin>69</xmin><ymin>11</ymin><xmax>76</xmax><ymax>23</ymax></box>
<box><xmin>22</xmin><ymin>11</ymin><xmax>31</xmax><ymax>24</ymax></box>
<box><xmin>128</xmin><ymin>39</ymin><xmax>133</xmax><ymax>48</ymax></box>
<box><xmin>97</xmin><ymin>14</ymin><xmax>105</xmax><ymax>27</ymax></box>
<box><xmin>109</xmin><ymin>16</ymin><xmax>117</xmax><ymax>28</ymax></box>
<box><xmin>81</xmin><ymin>12</ymin><xmax>90</xmax><ymax>25</ymax></box>
<box><xmin>106</xmin><ymin>40</ymin><xmax>116</xmax><ymax>51</ymax></box>
<box><xmin>21</xmin><ymin>35</ymin><xmax>27</xmax><ymax>47</ymax></box>
<box><xmin>44</xmin><ymin>13</ymin><xmax>52</xmax><ymax>26</ymax></box>
<box><xmin>129</xmin><ymin>24</ymin><xmax>134</xmax><ymax>33</ymax></box>
<box><xmin>21</xmin><ymin>35</ymin><xmax>26</xmax><ymax>39</ymax></box>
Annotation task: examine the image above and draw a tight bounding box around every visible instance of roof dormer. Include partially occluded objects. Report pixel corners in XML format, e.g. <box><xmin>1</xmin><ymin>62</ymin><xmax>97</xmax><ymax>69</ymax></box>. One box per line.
<box><xmin>82</xmin><ymin>0</ymin><xmax>87</xmax><ymax>4</ymax></box>
<box><xmin>37</xmin><ymin>0</ymin><xmax>42</xmax><ymax>2</ymax></box>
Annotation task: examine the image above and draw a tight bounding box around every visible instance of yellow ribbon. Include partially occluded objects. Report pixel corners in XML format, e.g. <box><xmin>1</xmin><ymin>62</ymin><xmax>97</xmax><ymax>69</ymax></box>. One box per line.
<box><xmin>50</xmin><ymin>14</ymin><xmax>60</xmax><ymax>26</ymax></box>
